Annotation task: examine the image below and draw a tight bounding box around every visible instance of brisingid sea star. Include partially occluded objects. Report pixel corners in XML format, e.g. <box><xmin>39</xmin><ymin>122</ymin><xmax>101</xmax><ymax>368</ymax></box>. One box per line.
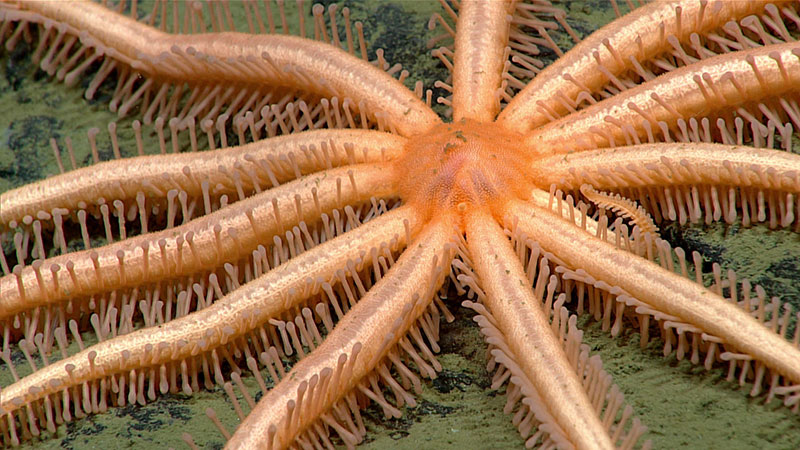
<box><xmin>1</xmin><ymin>0</ymin><xmax>800</xmax><ymax>448</ymax></box>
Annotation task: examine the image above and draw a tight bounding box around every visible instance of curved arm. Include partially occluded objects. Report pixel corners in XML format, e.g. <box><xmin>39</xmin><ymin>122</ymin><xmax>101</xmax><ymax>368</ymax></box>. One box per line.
<box><xmin>0</xmin><ymin>129</ymin><xmax>406</xmax><ymax>226</ymax></box>
<box><xmin>227</xmin><ymin>213</ymin><xmax>454</xmax><ymax>448</ymax></box>
<box><xmin>531</xmin><ymin>142</ymin><xmax>800</xmax><ymax>192</ymax></box>
<box><xmin>524</xmin><ymin>42</ymin><xmax>800</xmax><ymax>154</ymax></box>
<box><xmin>0</xmin><ymin>163</ymin><xmax>397</xmax><ymax>319</ymax></box>
<box><xmin>8</xmin><ymin>0</ymin><xmax>441</xmax><ymax>136</ymax></box>
<box><xmin>465</xmin><ymin>209</ymin><xmax>614</xmax><ymax>450</ymax></box>
<box><xmin>0</xmin><ymin>204</ymin><xmax>421</xmax><ymax>420</ymax></box>
<box><xmin>499</xmin><ymin>0</ymin><xmax>793</xmax><ymax>133</ymax></box>
<box><xmin>505</xmin><ymin>198</ymin><xmax>800</xmax><ymax>385</ymax></box>
<box><xmin>451</xmin><ymin>0</ymin><xmax>513</xmax><ymax>122</ymax></box>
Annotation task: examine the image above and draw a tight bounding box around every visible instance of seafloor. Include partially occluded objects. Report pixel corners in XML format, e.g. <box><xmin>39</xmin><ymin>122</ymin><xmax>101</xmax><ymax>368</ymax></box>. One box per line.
<box><xmin>1</xmin><ymin>1</ymin><xmax>799</xmax><ymax>449</ymax></box>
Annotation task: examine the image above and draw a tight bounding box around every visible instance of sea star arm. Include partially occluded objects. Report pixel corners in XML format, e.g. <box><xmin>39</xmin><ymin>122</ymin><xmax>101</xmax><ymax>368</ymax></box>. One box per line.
<box><xmin>464</xmin><ymin>209</ymin><xmax>615</xmax><ymax>450</ymax></box>
<box><xmin>499</xmin><ymin>0</ymin><xmax>795</xmax><ymax>133</ymax></box>
<box><xmin>527</xmin><ymin>189</ymin><xmax>629</xmax><ymax>247</ymax></box>
<box><xmin>0</xmin><ymin>129</ymin><xmax>405</xmax><ymax>228</ymax></box>
<box><xmin>505</xmin><ymin>198</ymin><xmax>800</xmax><ymax>390</ymax></box>
<box><xmin>451</xmin><ymin>0</ymin><xmax>513</xmax><ymax>122</ymax></box>
<box><xmin>0</xmin><ymin>163</ymin><xmax>396</xmax><ymax>320</ymax></box>
<box><xmin>0</xmin><ymin>203</ymin><xmax>421</xmax><ymax>443</ymax></box>
<box><xmin>2</xmin><ymin>0</ymin><xmax>440</xmax><ymax>136</ymax></box>
<box><xmin>226</xmin><ymin>213</ymin><xmax>455</xmax><ymax>448</ymax></box>
<box><xmin>525</xmin><ymin>42</ymin><xmax>800</xmax><ymax>154</ymax></box>
<box><xmin>531</xmin><ymin>142</ymin><xmax>800</xmax><ymax>226</ymax></box>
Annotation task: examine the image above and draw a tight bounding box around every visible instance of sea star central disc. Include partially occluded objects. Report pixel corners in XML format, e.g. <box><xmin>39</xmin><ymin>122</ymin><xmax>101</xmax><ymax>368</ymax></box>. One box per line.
<box><xmin>395</xmin><ymin>119</ymin><xmax>532</xmax><ymax>217</ymax></box>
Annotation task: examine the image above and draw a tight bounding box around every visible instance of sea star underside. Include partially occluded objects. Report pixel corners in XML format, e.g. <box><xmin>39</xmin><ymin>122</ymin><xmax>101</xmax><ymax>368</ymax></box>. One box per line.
<box><xmin>0</xmin><ymin>0</ymin><xmax>800</xmax><ymax>449</ymax></box>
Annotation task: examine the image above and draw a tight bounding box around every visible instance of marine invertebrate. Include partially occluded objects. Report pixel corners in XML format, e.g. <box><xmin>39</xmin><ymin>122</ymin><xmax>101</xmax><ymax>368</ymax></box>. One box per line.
<box><xmin>1</xmin><ymin>0</ymin><xmax>800</xmax><ymax>448</ymax></box>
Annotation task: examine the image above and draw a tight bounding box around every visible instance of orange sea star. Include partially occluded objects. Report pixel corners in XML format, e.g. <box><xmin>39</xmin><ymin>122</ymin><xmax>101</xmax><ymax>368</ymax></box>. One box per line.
<box><xmin>1</xmin><ymin>0</ymin><xmax>800</xmax><ymax>449</ymax></box>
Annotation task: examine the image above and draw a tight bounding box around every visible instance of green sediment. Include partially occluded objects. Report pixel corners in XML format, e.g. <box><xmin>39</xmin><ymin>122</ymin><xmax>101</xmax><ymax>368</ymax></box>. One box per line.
<box><xmin>1</xmin><ymin>1</ymin><xmax>799</xmax><ymax>449</ymax></box>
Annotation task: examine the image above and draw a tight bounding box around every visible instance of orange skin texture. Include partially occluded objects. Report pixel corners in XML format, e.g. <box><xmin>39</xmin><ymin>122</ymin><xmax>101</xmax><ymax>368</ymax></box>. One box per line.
<box><xmin>3</xmin><ymin>0</ymin><xmax>800</xmax><ymax>449</ymax></box>
<box><xmin>393</xmin><ymin>119</ymin><xmax>534</xmax><ymax>226</ymax></box>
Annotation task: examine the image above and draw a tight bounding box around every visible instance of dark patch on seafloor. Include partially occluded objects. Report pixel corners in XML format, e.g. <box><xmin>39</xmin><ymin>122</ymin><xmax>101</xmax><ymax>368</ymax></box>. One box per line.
<box><xmin>3</xmin><ymin>115</ymin><xmax>62</xmax><ymax>187</ymax></box>
<box><xmin>55</xmin><ymin>394</ymin><xmax>193</xmax><ymax>448</ymax></box>
<box><xmin>664</xmin><ymin>221</ymin><xmax>800</xmax><ymax>315</ymax></box>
